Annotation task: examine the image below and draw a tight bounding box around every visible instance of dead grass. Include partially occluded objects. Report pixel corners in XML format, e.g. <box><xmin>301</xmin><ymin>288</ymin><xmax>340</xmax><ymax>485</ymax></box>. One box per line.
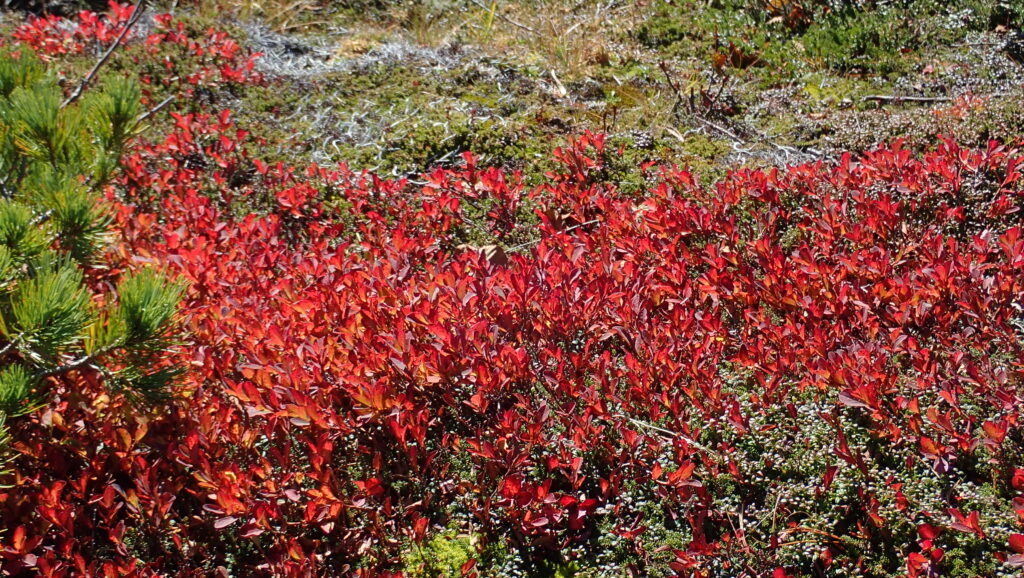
<box><xmin>461</xmin><ymin>0</ymin><xmax>646</xmax><ymax>81</ymax></box>
<box><xmin>210</xmin><ymin>0</ymin><xmax>328</xmax><ymax>32</ymax></box>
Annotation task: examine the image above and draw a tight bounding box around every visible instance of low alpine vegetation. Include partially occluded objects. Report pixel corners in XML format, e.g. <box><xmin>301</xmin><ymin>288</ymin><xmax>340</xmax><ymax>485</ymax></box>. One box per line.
<box><xmin>0</xmin><ymin>2</ymin><xmax>1022</xmax><ymax>577</ymax></box>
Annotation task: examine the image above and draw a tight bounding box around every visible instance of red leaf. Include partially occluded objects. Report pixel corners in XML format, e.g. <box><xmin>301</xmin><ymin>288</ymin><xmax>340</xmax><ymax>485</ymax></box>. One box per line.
<box><xmin>12</xmin><ymin>526</ymin><xmax>26</xmax><ymax>551</ymax></box>
<box><xmin>672</xmin><ymin>460</ymin><xmax>696</xmax><ymax>481</ymax></box>
<box><xmin>214</xmin><ymin>516</ymin><xmax>237</xmax><ymax>529</ymax></box>
<box><xmin>983</xmin><ymin>420</ymin><xmax>1007</xmax><ymax>443</ymax></box>
<box><xmin>821</xmin><ymin>465</ymin><xmax>838</xmax><ymax>492</ymax></box>
<box><xmin>947</xmin><ymin>509</ymin><xmax>985</xmax><ymax>538</ymax></box>
<box><xmin>1013</xmin><ymin>469</ymin><xmax>1024</xmax><ymax>491</ymax></box>
<box><xmin>838</xmin><ymin>390</ymin><xmax>869</xmax><ymax>409</ymax></box>
<box><xmin>918</xmin><ymin>523</ymin><xmax>941</xmax><ymax>541</ymax></box>
<box><xmin>919</xmin><ymin>436</ymin><xmax>941</xmax><ymax>457</ymax></box>
<box><xmin>1010</xmin><ymin>534</ymin><xmax>1024</xmax><ymax>554</ymax></box>
<box><xmin>239</xmin><ymin>523</ymin><xmax>264</xmax><ymax>538</ymax></box>
<box><xmin>266</xmin><ymin>325</ymin><xmax>286</xmax><ymax>348</ymax></box>
<box><xmin>413</xmin><ymin>516</ymin><xmax>429</xmax><ymax>540</ymax></box>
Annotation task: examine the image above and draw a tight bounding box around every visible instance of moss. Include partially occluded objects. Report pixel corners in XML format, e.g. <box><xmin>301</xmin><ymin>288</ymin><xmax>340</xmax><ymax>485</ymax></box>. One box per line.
<box><xmin>670</xmin><ymin>133</ymin><xmax>731</xmax><ymax>184</ymax></box>
<box><xmin>939</xmin><ymin>544</ymin><xmax>1000</xmax><ymax>577</ymax></box>
<box><xmin>402</xmin><ymin>531</ymin><xmax>477</xmax><ymax>577</ymax></box>
<box><xmin>801</xmin><ymin>74</ymin><xmax>897</xmax><ymax>109</ymax></box>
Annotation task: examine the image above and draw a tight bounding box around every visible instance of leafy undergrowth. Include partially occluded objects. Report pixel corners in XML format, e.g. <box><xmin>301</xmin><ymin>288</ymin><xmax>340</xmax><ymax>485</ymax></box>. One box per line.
<box><xmin>0</xmin><ymin>2</ymin><xmax>1023</xmax><ymax>578</ymax></box>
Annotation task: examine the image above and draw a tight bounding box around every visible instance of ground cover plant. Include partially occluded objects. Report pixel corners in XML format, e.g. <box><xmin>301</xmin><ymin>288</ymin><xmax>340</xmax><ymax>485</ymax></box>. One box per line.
<box><xmin>0</xmin><ymin>0</ymin><xmax>1023</xmax><ymax>576</ymax></box>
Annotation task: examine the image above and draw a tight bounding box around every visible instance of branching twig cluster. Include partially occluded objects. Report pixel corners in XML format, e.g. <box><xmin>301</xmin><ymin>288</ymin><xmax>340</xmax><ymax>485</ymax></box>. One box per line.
<box><xmin>660</xmin><ymin>60</ymin><xmax>823</xmax><ymax>165</ymax></box>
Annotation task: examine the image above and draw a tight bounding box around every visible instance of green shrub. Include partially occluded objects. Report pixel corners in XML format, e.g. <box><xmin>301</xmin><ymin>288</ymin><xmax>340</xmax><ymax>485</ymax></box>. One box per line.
<box><xmin>0</xmin><ymin>49</ymin><xmax>183</xmax><ymax>445</ymax></box>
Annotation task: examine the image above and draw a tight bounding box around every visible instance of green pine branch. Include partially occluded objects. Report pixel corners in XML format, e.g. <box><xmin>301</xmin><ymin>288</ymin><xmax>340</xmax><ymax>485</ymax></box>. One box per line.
<box><xmin>0</xmin><ymin>48</ymin><xmax>185</xmax><ymax>427</ymax></box>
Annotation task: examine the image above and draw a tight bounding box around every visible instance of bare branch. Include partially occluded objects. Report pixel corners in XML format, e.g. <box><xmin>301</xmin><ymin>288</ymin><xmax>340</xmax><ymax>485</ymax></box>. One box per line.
<box><xmin>658</xmin><ymin>60</ymin><xmax>685</xmax><ymax>114</ymax></box>
<box><xmin>61</xmin><ymin>0</ymin><xmax>149</xmax><ymax>109</ymax></box>
<box><xmin>130</xmin><ymin>95</ymin><xmax>176</xmax><ymax>132</ymax></box>
<box><xmin>612</xmin><ymin>413</ymin><xmax>718</xmax><ymax>455</ymax></box>
<box><xmin>34</xmin><ymin>345</ymin><xmax>116</xmax><ymax>381</ymax></box>
<box><xmin>0</xmin><ymin>334</ymin><xmax>24</xmax><ymax>358</ymax></box>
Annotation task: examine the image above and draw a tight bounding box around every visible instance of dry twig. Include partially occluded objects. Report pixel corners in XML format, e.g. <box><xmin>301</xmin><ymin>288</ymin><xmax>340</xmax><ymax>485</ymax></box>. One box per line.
<box><xmin>861</xmin><ymin>94</ymin><xmax>952</xmax><ymax>104</ymax></box>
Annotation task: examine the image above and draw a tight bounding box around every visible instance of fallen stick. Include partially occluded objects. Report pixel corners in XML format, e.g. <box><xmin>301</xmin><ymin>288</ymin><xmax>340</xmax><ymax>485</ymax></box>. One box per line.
<box><xmin>861</xmin><ymin>94</ymin><xmax>952</xmax><ymax>103</ymax></box>
<box><xmin>863</xmin><ymin>91</ymin><xmax>1011</xmax><ymax>104</ymax></box>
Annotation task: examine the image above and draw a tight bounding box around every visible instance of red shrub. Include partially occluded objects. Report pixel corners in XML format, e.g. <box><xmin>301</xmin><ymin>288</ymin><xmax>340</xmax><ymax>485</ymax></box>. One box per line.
<box><xmin>12</xmin><ymin>1</ymin><xmax>137</xmax><ymax>57</ymax></box>
<box><xmin>1</xmin><ymin>4</ymin><xmax>1022</xmax><ymax>577</ymax></box>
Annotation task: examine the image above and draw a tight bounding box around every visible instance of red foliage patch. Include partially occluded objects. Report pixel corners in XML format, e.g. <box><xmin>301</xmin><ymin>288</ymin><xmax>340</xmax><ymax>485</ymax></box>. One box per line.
<box><xmin>1</xmin><ymin>3</ymin><xmax>1023</xmax><ymax>577</ymax></box>
<box><xmin>12</xmin><ymin>1</ymin><xmax>138</xmax><ymax>57</ymax></box>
